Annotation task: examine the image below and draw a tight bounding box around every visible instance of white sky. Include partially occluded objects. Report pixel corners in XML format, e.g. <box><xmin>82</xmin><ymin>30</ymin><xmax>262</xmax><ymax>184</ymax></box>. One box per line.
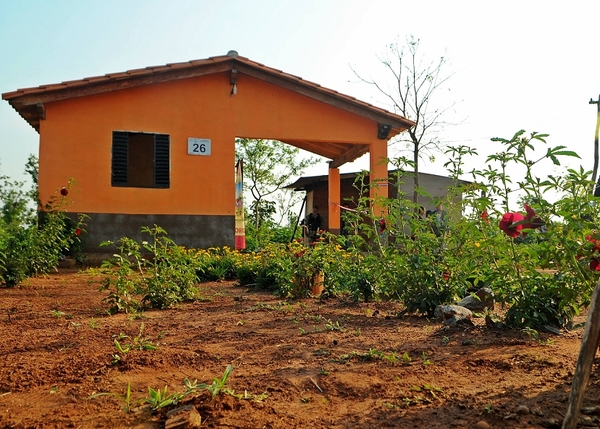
<box><xmin>1</xmin><ymin>0</ymin><xmax>599</xmax><ymax>192</ymax></box>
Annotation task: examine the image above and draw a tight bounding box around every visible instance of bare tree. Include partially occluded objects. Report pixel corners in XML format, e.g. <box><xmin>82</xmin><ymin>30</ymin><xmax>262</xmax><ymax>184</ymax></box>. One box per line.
<box><xmin>353</xmin><ymin>36</ymin><xmax>455</xmax><ymax>204</ymax></box>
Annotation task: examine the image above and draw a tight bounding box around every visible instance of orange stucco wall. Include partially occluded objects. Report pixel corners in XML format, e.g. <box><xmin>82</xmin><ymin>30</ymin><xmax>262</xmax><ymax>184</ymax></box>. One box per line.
<box><xmin>38</xmin><ymin>72</ymin><xmax>383</xmax><ymax>216</ymax></box>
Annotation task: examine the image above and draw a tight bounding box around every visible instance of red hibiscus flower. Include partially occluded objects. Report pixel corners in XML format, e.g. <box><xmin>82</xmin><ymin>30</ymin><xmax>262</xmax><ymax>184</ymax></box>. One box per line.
<box><xmin>60</xmin><ymin>187</ymin><xmax>68</xmax><ymax>196</ymax></box>
<box><xmin>499</xmin><ymin>212</ymin><xmax>525</xmax><ymax>237</ymax></box>
<box><xmin>379</xmin><ymin>218</ymin><xmax>387</xmax><ymax>233</ymax></box>
<box><xmin>523</xmin><ymin>204</ymin><xmax>544</xmax><ymax>229</ymax></box>
<box><xmin>586</xmin><ymin>235</ymin><xmax>600</xmax><ymax>271</ymax></box>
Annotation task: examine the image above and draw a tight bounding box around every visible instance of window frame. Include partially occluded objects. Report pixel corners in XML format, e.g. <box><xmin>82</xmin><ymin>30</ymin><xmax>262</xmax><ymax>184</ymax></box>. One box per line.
<box><xmin>111</xmin><ymin>131</ymin><xmax>170</xmax><ymax>189</ymax></box>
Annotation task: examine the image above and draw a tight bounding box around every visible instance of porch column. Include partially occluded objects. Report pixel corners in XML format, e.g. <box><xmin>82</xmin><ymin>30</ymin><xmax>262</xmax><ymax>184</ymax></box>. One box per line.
<box><xmin>328</xmin><ymin>165</ymin><xmax>341</xmax><ymax>235</ymax></box>
<box><xmin>369</xmin><ymin>140</ymin><xmax>389</xmax><ymax>217</ymax></box>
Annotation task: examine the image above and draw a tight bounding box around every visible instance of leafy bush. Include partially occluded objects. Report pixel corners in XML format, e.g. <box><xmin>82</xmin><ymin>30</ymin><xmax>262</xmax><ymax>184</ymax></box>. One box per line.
<box><xmin>100</xmin><ymin>226</ymin><xmax>198</xmax><ymax>312</ymax></box>
<box><xmin>192</xmin><ymin>246</ymin><xmax>237</xmax><ymax>282</ymax></box>
<box><xmin>222</xmin><ymin>129</ymin><xmax>597</xmax><ymax>330</ymax></box>
<box><xmin>0</xmin><ymin>159</ymin><xmax>85</xmax><ymax>287</ymax></box>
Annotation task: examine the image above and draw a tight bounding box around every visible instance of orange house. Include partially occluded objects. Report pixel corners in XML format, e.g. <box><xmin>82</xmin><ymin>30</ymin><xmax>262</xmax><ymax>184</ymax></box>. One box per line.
<box><xmin>2</xmin><ymin>51</ymin><xmax>414</xmax><ymax>252</ymax></box>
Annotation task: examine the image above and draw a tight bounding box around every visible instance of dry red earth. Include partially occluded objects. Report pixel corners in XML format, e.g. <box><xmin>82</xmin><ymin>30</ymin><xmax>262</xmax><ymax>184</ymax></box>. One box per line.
<box><xmin>0</xmin><ymin>269</ymin><xmax>598</xmax><ymax>428</ymax></box>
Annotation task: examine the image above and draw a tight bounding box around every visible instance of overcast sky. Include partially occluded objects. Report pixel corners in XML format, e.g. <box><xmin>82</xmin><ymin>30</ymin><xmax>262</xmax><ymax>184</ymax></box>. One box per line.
<box><xmin>1</xmin><ymin>0</ymin><xmax>599</xmax><ymax>196</ymax></box>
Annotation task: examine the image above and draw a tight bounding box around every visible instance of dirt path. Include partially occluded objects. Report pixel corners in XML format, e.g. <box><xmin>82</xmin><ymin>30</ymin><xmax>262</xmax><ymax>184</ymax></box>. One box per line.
<box><xmin>0</xmin><ymin>270</ymin><xmax>595</xmax><ymax>428</ymax></box>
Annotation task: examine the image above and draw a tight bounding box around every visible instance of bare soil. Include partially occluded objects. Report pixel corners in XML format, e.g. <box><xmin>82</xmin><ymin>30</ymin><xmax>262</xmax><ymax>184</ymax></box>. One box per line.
<box><xmin>0</xmin><ymin>269</ymin><xmax>597</xmax><ymax>428</ymax></box>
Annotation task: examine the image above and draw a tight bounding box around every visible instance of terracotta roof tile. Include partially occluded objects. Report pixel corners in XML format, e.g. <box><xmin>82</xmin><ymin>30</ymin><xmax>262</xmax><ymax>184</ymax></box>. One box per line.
<box><xmin>62</xmin><ymin>79</ymin><xmax>90</xmax><ymax>88</ymax></box>
<box><xmin>18</xmin><ymin>88</ymin><xmax>43</xmax><ymax>95</ymax></box>
<box><xmin>105</xmin><ymin>72</ymin><xmax>129</xmax><ymax>79</ymax></box>
<box><xmin>125</xmin><ymin>67</ymin><xmax>151</xmax><ymax>76</ymax></box>
<box><xmin>84</xmin><ymin>76</ymin><xmax>111</xmax><ymax>83</ymax></box>
<box><xmin>189</xmin><ymin>59</ymin><xmax>213</xmax><ymax>66</ymax></box>
<box><xmin>2</xmin><ymin>53</ymin><xmax>414</xmax><ymax>134</ymax></box>
<box><xmin>146</xmin><ymin>65</ymin><xmax>170</xmax><ymax>73</ymax></box>
<box><xmin>165</xmin><ymin>62</ymin><xmax>191</xmax><ymax>69</ymax></box>
<box><xmin>1</xmin><ymin>89</ymin><xmax>20</xmax><ymax>98</ymax></box>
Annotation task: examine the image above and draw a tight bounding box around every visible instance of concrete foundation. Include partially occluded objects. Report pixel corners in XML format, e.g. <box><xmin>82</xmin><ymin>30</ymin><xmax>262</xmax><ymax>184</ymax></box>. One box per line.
<box><xmin>69</xmin><ymin>213</ymin><xmax>234</xmax><ymax>253</ymax></box>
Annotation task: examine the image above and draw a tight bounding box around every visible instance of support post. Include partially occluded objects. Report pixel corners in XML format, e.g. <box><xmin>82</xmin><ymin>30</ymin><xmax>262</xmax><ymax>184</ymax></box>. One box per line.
<box><xmin>563</xmin><ymin>281</ymin><xmax>600</xmax><ymax>429</ymax></box>
<box><xmin>369</xmin><ymin>140</ymin><xmax>389</xmax><ymax>217</ymax></box>
<box><xmin>328</xmin><ymin>165</ymin><xmax>341</xmax><ymax>235</ymax></box>
<box><xmin>591</xmin><ymin>95</ymin><xmax>600</xmax><ymax>196</ymax></box>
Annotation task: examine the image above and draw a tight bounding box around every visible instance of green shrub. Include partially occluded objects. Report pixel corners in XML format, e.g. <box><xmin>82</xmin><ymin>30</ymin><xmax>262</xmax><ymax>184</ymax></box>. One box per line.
<box><xmin>0</xmin><ymin>168</ymin><xmax>85</xmax><ymax>287</ymax></box>
<box><xmin>100</xmin><ymin>226</ymin><xmax>198</xmax><ymax>312</ymax></box>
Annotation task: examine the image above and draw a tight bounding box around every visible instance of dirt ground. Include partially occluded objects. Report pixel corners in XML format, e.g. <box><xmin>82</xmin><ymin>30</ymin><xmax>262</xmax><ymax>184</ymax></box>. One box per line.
<box><xmin>0</xmin><ymin>269</ymin><xmax>598</xmax><ymax>429</ymax></box>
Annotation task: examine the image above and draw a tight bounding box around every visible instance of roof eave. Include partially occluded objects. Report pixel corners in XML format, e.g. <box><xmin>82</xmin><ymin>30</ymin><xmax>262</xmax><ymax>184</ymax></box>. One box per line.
<box><xmin>2</xmin><ymin>54</ymin><xmax>415</xmax><ymax>134</ymax></box>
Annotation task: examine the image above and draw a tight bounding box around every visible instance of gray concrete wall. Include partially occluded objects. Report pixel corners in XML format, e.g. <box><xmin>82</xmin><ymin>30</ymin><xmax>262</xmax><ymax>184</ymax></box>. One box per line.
<box><xmin>69</xmin><ymin>213</ymin><xmax>234</xmax><ymax>253</ymax></box>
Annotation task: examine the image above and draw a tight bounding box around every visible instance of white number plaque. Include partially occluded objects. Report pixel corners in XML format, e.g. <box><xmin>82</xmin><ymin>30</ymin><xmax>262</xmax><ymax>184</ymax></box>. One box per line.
<box><xmin>188</xmin><ymin>138</ymin><xmax>211</xmax><ymax>156</ymax></box>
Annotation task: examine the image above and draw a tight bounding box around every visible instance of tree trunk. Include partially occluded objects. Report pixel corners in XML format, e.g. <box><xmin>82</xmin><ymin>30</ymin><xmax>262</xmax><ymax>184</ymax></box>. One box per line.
<box><xmin>413</xmin><ymin>142</ymin><xmax>419</xmax><ymax>204</ymax></box>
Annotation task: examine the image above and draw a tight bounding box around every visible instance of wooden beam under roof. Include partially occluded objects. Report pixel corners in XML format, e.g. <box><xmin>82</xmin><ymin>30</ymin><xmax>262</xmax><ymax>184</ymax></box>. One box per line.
<box><xmin>329</xmin><ymin>144</ymin><xmax>370</xmax><ymax>168</ymax></box>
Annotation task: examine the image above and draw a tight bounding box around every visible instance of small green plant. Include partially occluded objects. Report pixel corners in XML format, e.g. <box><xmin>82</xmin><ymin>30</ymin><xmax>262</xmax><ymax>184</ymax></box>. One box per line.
<box><xmin>401</xmin><ymin>384</ymin><xmax>444</xmax><ymax>406</ymax></box>
<box><xmin>401</xmin><ymin>352</ymin><xmax>412</xmax><ymax>365</ymax></box>
<box><xmin>383</xmin><ymin>352</ymin><xmax>397</xmax><ymax>364</ymax></box>
<box><xmin>522</xmin><ymin>326</ymin><xmax>540</xmax><ymax>341</ymax></box>
<box><xmin>50</xmin><ymin>309</ymin><xmax>65</xmax><ymax>318</ymax></box>
<box><xmin>111</xmin><ymin>323</ymin><xmax>158</xmax><ymax>364</ymax></box>
<box><xmin>324</xmin><ymin>319</ymin><xmax>346</xmax><ymax>332</ymax></box>
<box><xmin>143</xmin><ymin>386</ymin><xmax>185</xmax><ymax>410</ymax></box>
<box><xmin>421</xmin><ymin>352</ymin><xmax>431</xmax><ymax>365</ymax></box>
<box><xmin>90</xmin><ymin>366</ymin><xmax>244</xmax><ymax>412</ymax></box>
<box><xmin>88</xmin><ymin>318</ymin><xmax>100</xmax><ymax>329</ymax></box>
<box><xmin>206</xmin><ymin>364</ymin><xmax>233</xmax><ymax>400</ymax></box>
<box><xmin>223</xmin><ymin>389</ymin><xmax>268</xmax><ymax>401</ymax></box>
<box><xmin>89</xmin><ymin>382</ymin><xmax>141</xmax><ymax>413</ymax></box>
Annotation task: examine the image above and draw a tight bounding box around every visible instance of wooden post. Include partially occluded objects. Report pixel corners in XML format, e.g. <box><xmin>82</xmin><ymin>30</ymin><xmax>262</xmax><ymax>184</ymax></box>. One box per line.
<box><xmin>590</xmin><ymin>95</ymin><xmax>600</xmax><ymax>195</ymax></box>
<box><xmin>563</xmin><ymin>281</ymin><xmax>600</xmax><ymax>429</ymax></box>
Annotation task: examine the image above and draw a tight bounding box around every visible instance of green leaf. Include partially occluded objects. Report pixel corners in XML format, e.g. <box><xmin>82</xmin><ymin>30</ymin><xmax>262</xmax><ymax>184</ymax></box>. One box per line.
<box><xmin>551</xmin><ymin>150</ymin><xmax>580</xmax><ymax>158</ymax></box>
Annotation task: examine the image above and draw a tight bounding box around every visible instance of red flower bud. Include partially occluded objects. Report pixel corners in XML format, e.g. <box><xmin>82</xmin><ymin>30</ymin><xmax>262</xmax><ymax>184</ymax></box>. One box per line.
<box><xmin>480</xmin><ymin>210</ymin><xmax>490</xmax><ymax>224</ymax></box>
<box><xmin>60</xmin><ymin>187</ymin><xmax>68</xmax><ymax>196</ymax></box>
<box><xmin>75</xmin><ymin>228</ymin><xmax>81</xmax><ymax>236</ymax></box>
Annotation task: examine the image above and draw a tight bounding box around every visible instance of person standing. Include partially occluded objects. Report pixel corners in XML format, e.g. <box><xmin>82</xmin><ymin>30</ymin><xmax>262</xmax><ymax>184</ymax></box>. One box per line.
<box><xmin>432</xmin><ymin>202</ymin><xmax>448</xmax><ymax>237</ymax></box>
<box><xmin>301</xmin><ymin>205</ymin><xmax>323</xmax><ymax>244</ymax></box>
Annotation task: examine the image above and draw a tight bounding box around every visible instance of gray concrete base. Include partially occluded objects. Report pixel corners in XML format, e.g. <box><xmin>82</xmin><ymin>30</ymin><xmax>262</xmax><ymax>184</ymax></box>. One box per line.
<box><xmin>68</xmin><ymin>213</ymin><xmax>234</xmax><ymax>253</ymax></box>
